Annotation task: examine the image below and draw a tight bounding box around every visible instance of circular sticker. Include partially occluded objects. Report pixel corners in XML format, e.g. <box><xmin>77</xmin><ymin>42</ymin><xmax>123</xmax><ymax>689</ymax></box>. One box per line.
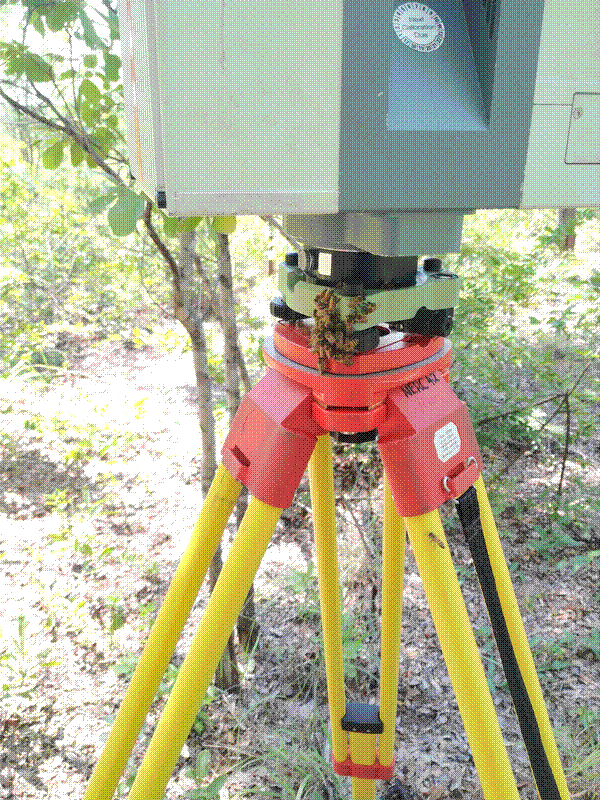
<box><xmin>393</xmin><ymin>3</ymin><xmax>445</xmax><ymax>52</ymax></box>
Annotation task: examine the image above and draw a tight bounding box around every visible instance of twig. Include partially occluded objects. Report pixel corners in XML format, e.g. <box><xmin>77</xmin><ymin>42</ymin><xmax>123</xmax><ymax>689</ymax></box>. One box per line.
<box><xmin>557</xmin><ymin>391</ymin><xmax>570</xmax><ymax>496</ymax></box>
<box><xmin>339</xmin><ymin>496</ymin><xmax>376</xmax><ymax>560</ymax></box>
<box><xmin>487</xmin><ymin>359</ymin><xmax>595</xmax><ymax>487</ymax></box>
<box><xmin>0</xmin><ymin>83</ymin><xmax>123</xmax><ymax>185</ymax></box>
<box><xmin>259</xmin><ymin>215</ymin><xmax>303</xmax><ymax>252</ymax></box>
<box><xmin>136</xmin><ymin>261</ymin><xmax>174</xmax><ymax>320</ymax></box>
<box><xmin>476</xmin><ymin>393</ymin><xmax>565</xmax><ymax>426</ymax></box>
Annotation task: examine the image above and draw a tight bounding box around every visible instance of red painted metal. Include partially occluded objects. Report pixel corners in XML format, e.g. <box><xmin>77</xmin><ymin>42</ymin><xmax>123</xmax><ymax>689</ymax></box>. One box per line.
<box><xmin>377</xmin><ymin>378</ymin><xmax>482</xmax><ymax>516</ymax></box>
<box><xmin>222</xmin><ymin>322</ymin><xmax>481</xmax><ymax>514</ymax></box>
<box><xmin>332</xmin><ymin>752</ymin><xmax>395</xmax><ymax>780</ymax></box>
<box><xmin>221</xmin><ymin>369</ymin><xmax>325</xmax><ymax>509</ymax></box>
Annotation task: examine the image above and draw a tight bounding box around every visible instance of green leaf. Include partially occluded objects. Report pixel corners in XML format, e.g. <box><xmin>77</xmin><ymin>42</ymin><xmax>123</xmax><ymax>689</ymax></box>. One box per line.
<box><xmin>108</xmin><ymin>9</ymin><xmax>120</xmax><ymax>40</ymax></box>
<box><xmin>179</xmin><ymin>216</ymin><xmax>203</xmax><ymax>233</ymax></box>
<box><xmin>87</xmin><ymin>191</ymin><xmax>118</xmax><ymax>216</ymax></box>
<box><xmin>41</xmin><ymin>140</ymin><xmax>64</xmax><ymax>169</ymax></box>
<box><xmin>77</xmin><ymin>8</ymin><xmax>104</xmax><ymax>49</ymax></box>
<box><xmin>29</xmin><ymin>10</ymin><xmax>45</xmax><ymax>36</ymax></box>
<box><xmin>194</xmin><ymin>751</ymin><xmax>211</xmax><ymax>780</ymax></box>
<box><xmin>162</xmin><ymin>214</ymin><xmax>180</xmax><ymax>237</ymax></box>
<box><xmin>107</xmin><ymin>190</ymin><xmax>146</xmax><ymax>236</ymax></box>
<box><xmin>90</xmin><ymin>127</ymin><xmax>115</xmax><ymax>155</ymax></box>
<box><xmin>206</xmin><ymin>774</ymin><xmax>228</xmax><ymax>797</ymax></box>
<box><xmin>103</xmin><ymin>52</ymin><xmax>121</xmax><ymax>83</ymax></box>
<box><xmin>21</xmin><ymin>52</ymin><xmax>54</xmax><ymax>82</ymax></box>
<box><xmin>46</xmin><ymin>2</ymin><xmax>78</xmax><ymax>32</ymax></box>
<box><xmin>70</xmin><ymin>142</ymin><xmax>85</xmax><ymax>167</ymax></box>
<box><xmin>80</xmin><ymin>100</ymin><xmax>100</xmax><ymax>127</ymax></box>
<box><xmin>83</xmin><ymin>53</ymin><xmax>98</xmax><ymax>69</ymax></box>
<box><xmin>79</xmin><ymin>78</ymin><xmax>102</xmax><ymax>105</ymax></box>
<box><xmin>211</xmin><ymin>215</ymin><xmax>236</xmax><ymax>234</ymax></box>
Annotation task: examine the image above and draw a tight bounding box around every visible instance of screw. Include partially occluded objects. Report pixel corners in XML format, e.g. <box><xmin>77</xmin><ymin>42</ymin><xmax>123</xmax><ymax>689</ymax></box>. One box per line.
<box><xmin>572</xmin><ymin>107</ymin><xmax>584</xmax><ymax>119</ymax></box>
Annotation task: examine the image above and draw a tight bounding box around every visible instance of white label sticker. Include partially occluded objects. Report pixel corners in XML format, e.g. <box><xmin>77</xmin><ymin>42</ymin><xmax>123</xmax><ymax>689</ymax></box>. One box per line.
<box><xmin>393</xmin><ymin>3</ymin><xmax>445</xmax><ymax>52</ymax></box>
<box><xmin>434</xmin><ymin>422</ymin><xmax>461</xmax><ymax>463</ymax></box>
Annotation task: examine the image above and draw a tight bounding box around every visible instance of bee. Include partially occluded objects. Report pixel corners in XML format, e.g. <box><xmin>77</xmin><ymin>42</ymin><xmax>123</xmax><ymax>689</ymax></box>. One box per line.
<box><xmin>310</xmin><ymin>289</ymin><xmax>376</xmax><ymax>373</ymax></box>
<box><xmin>428</xmin><ymin>531</ymin><xmax>446</xmax><ymax>549</ymax></box>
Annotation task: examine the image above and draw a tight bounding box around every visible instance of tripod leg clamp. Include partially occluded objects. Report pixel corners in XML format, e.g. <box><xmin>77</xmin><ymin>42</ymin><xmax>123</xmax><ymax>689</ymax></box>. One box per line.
<box><xmin>222</xmin><ymin>369</ymin><xmax>325</xmax><ymax>508</ymax></box>
<box><xmin>332</xmin><ymin>753</ymin><xmax>395</xmax><ymax>781</ymax></box>
<box><xmin>333</xmin><ymin>703</ymin><xmax>394</xmax><ymax>779</ymax></box>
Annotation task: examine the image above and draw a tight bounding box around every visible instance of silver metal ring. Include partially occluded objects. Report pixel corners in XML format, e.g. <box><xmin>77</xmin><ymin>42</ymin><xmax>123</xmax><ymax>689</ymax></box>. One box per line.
<box><xmin>443</xmin><ymin>476</ymin><xmax>451</xmax><ymax>493</ymax></box>
<box><xmin>466</xmin><ymin>456</ymin><xmax>478</xmax><ymax>469</ymax></box>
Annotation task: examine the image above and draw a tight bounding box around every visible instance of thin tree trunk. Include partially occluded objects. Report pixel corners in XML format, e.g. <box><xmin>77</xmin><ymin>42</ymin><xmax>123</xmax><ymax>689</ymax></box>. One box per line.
<box><xmin>216</xmin><ymin>233</ymin><xmax>258</xmax><ymax>652</ymax></box>
<box><xmin>179</xmin><ymin>232</ymin><xmax>218</xmax><ymax>494</ymax></box>
<box><xmin>559</xmin><ymin>207</ymin><xmax>577</xmax><ymax>251</ymax></box>
<box><xmin>177</xmin><ymin>230</ymin><xmax>240</xmax><ymax>690</ymax></box>
<box><xmin>217</xmin><ymin>233</ymin><xmax>241</xmax><ymax>421</ymax></box>
<box><xmin>141</xmin><ymin>214</ymin><xmax>244</xmax><ymax>686</ymax></box>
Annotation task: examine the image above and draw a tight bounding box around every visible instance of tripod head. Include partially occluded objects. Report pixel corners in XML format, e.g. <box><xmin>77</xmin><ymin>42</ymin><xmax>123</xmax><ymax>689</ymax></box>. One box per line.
<box><xmin>270</xmin><ymin>248</ymin><xmax>458</xmax><ymax>353</ymax></box>
<box><xmin>268</xmin><ymin>207</ymin><xmax>461</xmax><ymax>363</ymax></box>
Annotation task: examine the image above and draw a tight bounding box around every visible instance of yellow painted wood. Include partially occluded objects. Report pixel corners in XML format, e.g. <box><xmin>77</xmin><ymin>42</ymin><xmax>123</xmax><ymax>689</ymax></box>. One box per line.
<box><xmin>474</xmin><ymin>476</ymin><xmax>571</xmax><ymax>800</ymax></box>
<box><xmin>349</xmin><ymin>731</ymin><xmax>376</xmax><ymax>800</ymax></box>
<box><xmin>378</xmin><ymin>474</ymin><xmax>405</xmax><ymax>767</ymax></box>
<box><xmin>84</xmin><ymin>464</ymin><xmax>241</xmax><ymax>800</ymax></box>
<box><xmin>405</xmin><ymin>511</ymin><xmax>520</xmax><ymax>800</ymax></box>
<box><xmin>127</xmin><ymin>498</ymin><xmax>282</xmax><ymax>800</ymax></box>
<box><xmin>308</xmin><ymin>434</ymin><xmax>347</xmax><ymax>764</ymax></box>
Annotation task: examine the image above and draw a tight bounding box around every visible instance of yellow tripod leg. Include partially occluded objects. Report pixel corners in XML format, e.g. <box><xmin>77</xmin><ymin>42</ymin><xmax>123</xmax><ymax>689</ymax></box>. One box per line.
<box><xmin>473</xmin><ymin>476</ymin><xmax>571</xmax><ymax>800</ymax></box>
<box><xmin>379</xmin><ymin>474</ymin><xmax>405</xmax><ymax>769</ymax></box>
<box><xmin>405</xmin><ymin>511</ymin><xmax>521</xmax><ymax>800</ymax></box>
<box><xmin>84</xmin><ymin>464</ymin><xmax>241</xmax><ymax>800</ymax></box>
<box><xmin>349</xmin><ymin>732</ymin><xmax>376</xmax><ymax>800</ymax></box>
<box><xmin>127</xmin><ymin>496</ymin><xmax>282</xmax><ymax>800</ymax></box>
<box><xmin>308</xmin><ymin>434</ymin><xmax>347</xmax><ymax>764</ymax></box>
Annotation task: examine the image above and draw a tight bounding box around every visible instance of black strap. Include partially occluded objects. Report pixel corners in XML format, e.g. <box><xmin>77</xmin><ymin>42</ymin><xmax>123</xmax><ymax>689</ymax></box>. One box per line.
<box><xmin>456</xmin><ymin>487</ymin><xmax>562</xmax><ymax>800</ymax></box>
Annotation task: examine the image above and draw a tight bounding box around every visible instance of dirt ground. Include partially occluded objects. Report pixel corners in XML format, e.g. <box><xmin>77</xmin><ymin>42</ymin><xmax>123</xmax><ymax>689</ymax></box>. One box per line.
<box><xmin>1</xmin><ymin>335</ymin><xmax>599</xmax><ymax>800</ymax></box>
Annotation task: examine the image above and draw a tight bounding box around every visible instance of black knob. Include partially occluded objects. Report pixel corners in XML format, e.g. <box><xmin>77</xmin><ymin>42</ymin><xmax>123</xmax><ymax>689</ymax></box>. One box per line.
<box><xmin>423</xmin><ymin>258</ymin><xmax>443</xmax><ymax>273</ymax></box>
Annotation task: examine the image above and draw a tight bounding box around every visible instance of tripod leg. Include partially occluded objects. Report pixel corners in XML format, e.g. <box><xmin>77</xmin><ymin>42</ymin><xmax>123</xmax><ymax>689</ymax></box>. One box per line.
<box><xmin>308</xmin><ymin>434</ymin><xmax>347</xmax><ymax>765</ymax></box>
<box><xmin>127</xmin><ymin>496</ymin><xmax>283</xmax><ymax>800</ymax></box>
<box><xmin>349</xmin><ymin>732</ymin><xmax>376</xmax><ymax>800</ymax></box>
<box><xmin>83</xmin><ymin>464</ymin><xmax>241</xmax><ymax>800</ymax></box>
<box><xmin>405</xmin><ymin>511</ymin><xmax>521</xmax><ymax>800</ymax></box>
<box><xmin>379</xmin><ymin>474</ymin><xmax>405</xmax><ymax>769</ymax></box>
<box><xmin>460</xmin><ymin>476</ymin><xmax>570</xmax><ymax>800</ymax></box>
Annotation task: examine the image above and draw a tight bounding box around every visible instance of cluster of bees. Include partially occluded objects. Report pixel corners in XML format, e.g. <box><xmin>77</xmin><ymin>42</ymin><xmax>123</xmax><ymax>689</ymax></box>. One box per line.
<box><xmin>309</xmin><ymin>288</ymin><xmax>376</xmax><ymax>372</ymax></box>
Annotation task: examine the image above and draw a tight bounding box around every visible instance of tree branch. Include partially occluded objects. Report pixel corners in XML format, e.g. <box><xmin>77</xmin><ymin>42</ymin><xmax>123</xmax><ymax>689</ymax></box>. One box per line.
<box><xmin>557</xmin><ymin>392</ymin><xmax>570</xmax><ymax>496</ymax></box>
<box><xmin>0</xmin><ymin>82</ymin><xmax>123</xmax><ymax>184</ymax></box>
<box><xmin>260</xmin><ymin>215</ymin><xmax>302</xmax><ymax>251</ymax></box>
<box><xmin>142</xmin><ymin>201</ymin><xmax>178</xmax><ymax>278</ymax></box>
<box><xmin>476</xmin><ymin>393</ymin><xmax>566</xmax><ymax>426</ymax></box>
<box><xmin>0</xmin><ymin>85</ymin><xmax>67</xmax><ymax>136</ymax></box>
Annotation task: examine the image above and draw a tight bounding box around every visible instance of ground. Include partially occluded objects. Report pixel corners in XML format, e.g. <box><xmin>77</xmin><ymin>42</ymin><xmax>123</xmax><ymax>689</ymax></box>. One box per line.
<box><xmin>1</xmin><ymin>332</ymin><xmax>599</xmax><ymax>800</ymax></box>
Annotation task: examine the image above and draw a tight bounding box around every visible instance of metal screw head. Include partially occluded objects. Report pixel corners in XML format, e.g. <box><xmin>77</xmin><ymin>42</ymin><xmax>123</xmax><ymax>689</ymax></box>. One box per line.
<box><xmin>572</xmin><ymin>107</ymin><xmax>584</xmax><ymax>119</ymax></box>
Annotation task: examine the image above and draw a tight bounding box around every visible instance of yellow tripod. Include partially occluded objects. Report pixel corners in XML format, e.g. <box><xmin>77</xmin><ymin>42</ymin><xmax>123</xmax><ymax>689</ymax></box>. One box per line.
<box><xmin>84</xmin><ymin>321</ymin><xmax>570</xmax><ymax>800</ymax></box>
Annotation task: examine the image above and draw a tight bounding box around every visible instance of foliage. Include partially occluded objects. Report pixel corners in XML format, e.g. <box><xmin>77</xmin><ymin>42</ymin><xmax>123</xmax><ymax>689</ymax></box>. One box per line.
<box><xmin>0</xmin><ymin>2</ymin><xmax>244</xmax><ymax>243</ymax></box>
<box><xmin>0</xmin><ymin>141</ymin><xmax>166</xmax><ymax>372</ymax></box>
<box><xmin>0</xmin><ymin>614</ymin><xmax>60</xmax><ymax>698</ymax></box>
<box><xmin>185</xmin><ymin>751</ymin><xmax>229</xmax><ymax>800</ymax></box>
<box><xmin>284</xmin><ymin>561</ymin><xmax>370</xmax><ymax>681</ymax></box>
<box><xmin>448</xmin><ymin>208</ymin><xmax>600</xmax><ymax>460</ymax></box>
